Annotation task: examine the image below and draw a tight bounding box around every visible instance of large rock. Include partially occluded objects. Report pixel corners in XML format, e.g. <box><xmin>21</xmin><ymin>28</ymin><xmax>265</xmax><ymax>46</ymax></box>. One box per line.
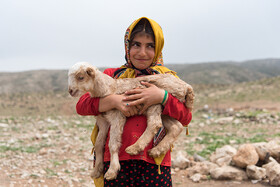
<box><xmin>253</xmin><ymin>142</ymin><xmax>270</xmax><ymax>161</ymax></box>
<box><xmin>267</xmin><ymin>140</ymin><xmax>280</xmax><ymax>162</ymax></box>
<box><xmin>253</xmin><ymin>140</ymin><xmax>280</xmax><ymax>162</ymax></box>
<box><xmin>210</xmin><ymin>145</ymin><xmax>237</xmax><ymax>166</ymax></box>
<box><xmin>172</xmin><ymin>151</ymin><xmax>190</xmax><ymax>169</ymax></box>
<box><xmin>186</xmin><ymin>161</ymin><xmax>218</xmax><ymax>177</ymax></box>
<box><xmin>232</xmin><ymin>144</ymin><xmax>259</xmax><ymax>168</ymax></box>
<box><xmin>210</xmin><ymin>166</ymin><xmax>248</xmax><ymax>180</ymax></box>
<box><xmin>246</xmin><ymin>165</ymin><xmax>266</xmax><ymax>180</ymax></box>
<box><xmin>263</xmin><ymin>158</ymin><xmax>280</xmax><ymax>186</ymax></box>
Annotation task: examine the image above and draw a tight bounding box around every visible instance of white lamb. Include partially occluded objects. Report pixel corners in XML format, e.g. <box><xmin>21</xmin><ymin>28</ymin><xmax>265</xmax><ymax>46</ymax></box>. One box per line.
<box><xmin>68</xmin><ymin>62</ymin><xmax>194</xmax><ymax>180</ymax></box>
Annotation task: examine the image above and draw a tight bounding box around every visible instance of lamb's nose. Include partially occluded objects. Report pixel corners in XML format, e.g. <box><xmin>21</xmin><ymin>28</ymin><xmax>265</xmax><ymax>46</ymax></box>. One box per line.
<box><xmin>68</xmin><ymin>88</ymin><xmax>73</xmax><ymax>95</ymax></box>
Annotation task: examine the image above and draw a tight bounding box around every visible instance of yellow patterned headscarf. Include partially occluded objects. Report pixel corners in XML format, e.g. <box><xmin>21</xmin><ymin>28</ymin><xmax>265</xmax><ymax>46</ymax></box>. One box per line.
<box><xmin>113</xmin><ymin>16</ymin><xmax>177</xmax><ymax>78</ymax></box>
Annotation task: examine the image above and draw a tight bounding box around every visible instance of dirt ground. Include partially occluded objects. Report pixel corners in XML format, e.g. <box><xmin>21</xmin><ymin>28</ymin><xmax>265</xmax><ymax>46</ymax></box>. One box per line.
<box><xmin>0</xmin><ymin>107</ymin><xmax>279</xmax><ymax>186</ymax></box>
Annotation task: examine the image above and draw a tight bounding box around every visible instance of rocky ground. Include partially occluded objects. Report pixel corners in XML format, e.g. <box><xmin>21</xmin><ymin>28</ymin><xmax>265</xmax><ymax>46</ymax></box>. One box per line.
<box><xmin>0</xmin><ymin>108</ymin><xmax>279</xmax><ymax>186</ymax></box>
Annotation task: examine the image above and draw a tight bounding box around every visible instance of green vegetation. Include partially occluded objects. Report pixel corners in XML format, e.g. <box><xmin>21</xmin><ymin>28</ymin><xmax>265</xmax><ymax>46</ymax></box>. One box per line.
<box><xmin>44</xmin><ymin>168</ymin><xmax>58</xmax><ymax>177</ymax></box>
<box><xmin>188</xmin><ymin>130</ymin><xmax>271</xmax><ymax>158</ymax></box>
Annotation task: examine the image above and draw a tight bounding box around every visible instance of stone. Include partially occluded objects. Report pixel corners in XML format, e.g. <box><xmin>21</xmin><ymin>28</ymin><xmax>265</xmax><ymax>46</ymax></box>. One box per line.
<box><xmin>193</xmin><ymin>153</ymin><xmax>206</xmax><ymax>162</ymax></box>
<box><xmin>210</xmin><ymin>166</ymin><xmax>248</xmax><ymax>180</ymax></box>
<box><xmin>232</xmin><ymin>144</ymin><xmax>259</xmax><ymax>168</ymax></box>
<box><xmin>267</xmin><ymin>140</ymin><xmax>280</xmax><ymax>161</ymax></box>
<box><xmin>172</xmin><ymin>151</ymin><xmax>190</xmax><ymax>169</ymax></box>
<box><xmin>253</xmin><ymin>142</ymin><xmax>270</xmax><ymax>161</ymax></box>
<box><xmin>39</xmin><ymin>148</ymin><xmax>48</xmax><ymax>155</ymax></box>
<box><xmin>210</xmin><ymin>145</ymin><xmax>237</xmax><ymax>166</ymax></box>
<box><xmin>246</xmin><ymin>165</ymin><xmax>266</xmax><ymax>180</ymax></box>
<box><xmin>253</xmin><ymin>140</ymin><xmax>280</xmax><ymax>162</ymax></box>
<box><xmin>190</xmin><ymin>173</ymin><xmax>202</xmax><ymax>182</ymax></box>
<box><xmin>263</xmin><ymin>159</ymin><xmax>280</xmax><ymax>186</ymax></box>
<box><xmin>215</xmin><ymin>117</ymin><xmax>234</xmax><ymax>124</ymax></box>
<box><xmin>186</xmin><ymin>161</ymin><xmax>218</xmax><ymax>177</ymax></box>
<box><xmin>0</xmin><ymin>123</ymin><xmax>9</xmax><ymax>127</ymax></box>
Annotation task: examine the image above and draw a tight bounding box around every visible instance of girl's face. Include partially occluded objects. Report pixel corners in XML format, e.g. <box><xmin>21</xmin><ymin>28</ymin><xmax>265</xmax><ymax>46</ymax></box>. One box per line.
<box><xmin>129</xmin><ymin>32</ymin><xmax>155</xmax><ymax>70</ymax></box>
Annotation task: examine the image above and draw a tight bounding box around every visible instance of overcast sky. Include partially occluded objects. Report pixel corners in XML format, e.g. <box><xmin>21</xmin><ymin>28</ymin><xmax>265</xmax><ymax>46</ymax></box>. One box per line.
<box><xmin>0</xmin><ymin>0</ymin><xmax>279</xmax><ymax>72</ymax></box>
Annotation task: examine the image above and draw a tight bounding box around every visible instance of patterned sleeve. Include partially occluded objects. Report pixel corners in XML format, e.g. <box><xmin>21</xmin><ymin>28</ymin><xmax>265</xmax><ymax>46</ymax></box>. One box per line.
<box><xmin>162</xmin><ymin>93</ymin><xmax>192</xmax><ymax>126</ymax></box>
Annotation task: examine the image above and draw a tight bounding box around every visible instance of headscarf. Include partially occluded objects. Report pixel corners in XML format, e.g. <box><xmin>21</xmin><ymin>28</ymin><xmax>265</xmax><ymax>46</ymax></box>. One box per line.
<box><xmin>113</xmin><ymin>17</ymin><xmax>177</xmax><ymax>78</ymax></box>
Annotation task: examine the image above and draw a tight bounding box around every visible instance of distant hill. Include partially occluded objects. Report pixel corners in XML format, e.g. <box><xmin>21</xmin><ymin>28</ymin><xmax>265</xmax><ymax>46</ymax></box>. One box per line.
<box><xmin>0</xmin><ymin>58</ymin><xmax>280</xmax><ymax>94</ymax></box>
<box><xmin>166</xmin><ymin>58</ymin><xmax>280</xmax><ymax>85</ymax></box>
<box><xmin>0</xmin><ymin>69</ymin><xmax>68</xmax><ymax>94</ymax></box>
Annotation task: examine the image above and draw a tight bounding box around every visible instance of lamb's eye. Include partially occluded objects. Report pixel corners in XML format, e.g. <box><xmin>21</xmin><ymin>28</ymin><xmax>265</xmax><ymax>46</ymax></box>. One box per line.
<box><xmin>78</xmin><ymin>76</ymin><xmax>84</xmax><ymax>81</ymax></box>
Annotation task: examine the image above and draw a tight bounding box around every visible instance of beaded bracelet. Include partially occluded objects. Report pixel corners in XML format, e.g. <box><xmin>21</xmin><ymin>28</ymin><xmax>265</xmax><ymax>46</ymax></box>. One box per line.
<box><xmin>161</xmin><ymin>90</ymin><xmax>168</xmax><ymax>105</ymax></box>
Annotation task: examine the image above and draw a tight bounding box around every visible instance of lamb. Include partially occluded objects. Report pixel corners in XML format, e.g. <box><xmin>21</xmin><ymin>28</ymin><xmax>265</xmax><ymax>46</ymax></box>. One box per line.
<box><xmin>68</xmin><ymin>62</ymin><xmax>194</xmax><ymax>180</ymax></box>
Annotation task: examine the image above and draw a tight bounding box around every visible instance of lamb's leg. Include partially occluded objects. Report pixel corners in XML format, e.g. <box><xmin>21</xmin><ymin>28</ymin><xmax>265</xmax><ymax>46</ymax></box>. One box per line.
<box><xmin>90</xmin><ymin>116</ymin><xmax>110</xmax><ymax>179</ymax></box>
<box><xmin>103</xmin><ymin>110</ymin><xmax>126</xmax><ymax>180</ymax></box>
<box><xmin>125</xmin><ymin>105</ymin><xmax>163</xmax><ymax>155</ymax></box>
<box><xmin>148</xmin><ymin>115</ymin><xmax>183</xmax><ymax>158</ymax></box>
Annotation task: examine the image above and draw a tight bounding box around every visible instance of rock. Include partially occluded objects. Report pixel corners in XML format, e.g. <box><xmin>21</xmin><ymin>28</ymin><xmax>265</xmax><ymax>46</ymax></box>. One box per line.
<box><xmin>186</xmin><ymin>161</ymin><xmax>218</xmax><ymax>177</ymax></box>
<box><xmin>198</xmin><ymin>122</ymin><xmax>205</xmax><ymax>127</ymax></box>
<box><xmin>267</xmin><ymin>140</ymin><xmax>280</xmax><ymax>161</ymax></box>
<box><xmin>210</xmin><ymin>166</ymin><xmax>248</xmax><ymax>180</ymax></box>
<box><xmin>246</xmin><ymin>165</ymin><xmax>266</xmax><ymax>180</ymax></box>
<box><xmin>193</xmin><ymin>153</ymin><xmax>206</xmax><ymax>162</ymax></box>
<box><xmin>215</xmin><ymin>117</ymin><xmax>234</xmax><ymax>124</ymax></box>
<box><xmin>39</xmin><ymin>148</ymin><xmax>48</xmax><ymax>155</ymax></box>
<box><xmin>233</xmin><ymin>119</ymin><xmax>241</xmax><ymax>124</ymax></box>
<box><xmin>42</xmin><ymin>133</ymin><xmax>49</xmax><ymax>138</ymax></box>
<box><xmin>172</xmin><ymin>151</ymin><xmax>190</xmax><ymax>169</ymax></box>
<box><xmin>190</xmin><ymin>173</ymin><xmax>202</xmax><ymax>182</ymax></box>
<box><xmin>253</xmin><ymin>142</ymin><xmax>270</xmax><ymax>161</ymax></box>
<box><xmin>232</xmin><ymin>144</ymin><xmax>259</xmax><ymax>168</ymax></box>
<box><xmin>210</xmin><ymin>145</ymin><xmax>237</xmax><ymax>166</ymax></box>
<box><xmin>251</xmin><ymin>179</ymin><xmax>261</xmax><ymax>184</ymax></box>
<box><xmin>0</xmin><ymin>123</ymin><xmax>9</xmax><ymax>127</ymax></box>
<box><xmin>263</xmin><ymin>158</ymin><xmax>280</xmax><ymax>186</ymax></box>
<box><xmin>253</xmin><ymin>140</ymin><xmax>280</xmax><ymax>162</ymax></box>
<box><xmin>229</xmin><ymin>140</ymin><xmax>237</xmax><ymax>144</ymax></box>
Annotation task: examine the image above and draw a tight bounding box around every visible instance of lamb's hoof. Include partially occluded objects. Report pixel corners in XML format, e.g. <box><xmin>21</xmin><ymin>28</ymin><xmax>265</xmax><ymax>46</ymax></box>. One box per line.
<box><xmin>90</xmin><ymin>168</ymin><xmax>102</xmax><ymax>179</ymax></box>
<box><xmin>125</xmin><ymin>145</ymin><xmax>141</xmax><ymax>155</ymax></box>
<box><xmin>104</xmin><ymin>169</ymin><xmax>118</xmax><ymax>180</ymax></box>
<box><xmin>90</xmin><ymin>162</ymin><xmax>104</xmax><ymax>179</ymax></box>
<box><xmin>148</xmin><ymin>148</ymin><xmax>164</xmax><ymax>158</ymax></box>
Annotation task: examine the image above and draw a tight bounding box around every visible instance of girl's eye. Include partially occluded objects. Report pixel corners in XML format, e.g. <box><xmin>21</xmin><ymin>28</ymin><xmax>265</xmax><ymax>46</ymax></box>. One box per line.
<box><xmin>148</xmin><ymin>44</ymin><xmax>155</xmax><ymax>48</ymax></box>
<box><xmin>132</xmin><ymin>43</ymin><xmax>140</xmax><ymax>47</ymax></box>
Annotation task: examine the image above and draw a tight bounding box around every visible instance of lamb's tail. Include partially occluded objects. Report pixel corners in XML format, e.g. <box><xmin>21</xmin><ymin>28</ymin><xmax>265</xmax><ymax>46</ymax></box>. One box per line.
<box><xmin>185</xmin><ymin>85</ymin><xmax>195</xmax><ymax>112</ymax></box>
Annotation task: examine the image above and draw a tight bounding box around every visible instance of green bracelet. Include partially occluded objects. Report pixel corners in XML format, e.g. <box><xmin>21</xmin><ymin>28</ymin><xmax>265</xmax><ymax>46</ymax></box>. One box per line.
<box><xmin>161</xmin><ymin>90</ymin><xmax>168</xmax><ymax>105</ymax></box>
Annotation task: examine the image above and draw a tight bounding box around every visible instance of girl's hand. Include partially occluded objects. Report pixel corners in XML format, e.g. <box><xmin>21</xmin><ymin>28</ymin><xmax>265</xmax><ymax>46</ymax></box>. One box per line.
<box><xmin>123</xmin><ymin>82</ymin><xmax>167</xmax><ymax>114</ymax></box>
<box><xmin>99</xmin><ymin>94</ymin><xmax>139</xmax><ymax>117</ymax></box>
<box><xmin>113</xmin><ymin>94</ymin><xmax>140</xmax><ymax>117</ymax></box>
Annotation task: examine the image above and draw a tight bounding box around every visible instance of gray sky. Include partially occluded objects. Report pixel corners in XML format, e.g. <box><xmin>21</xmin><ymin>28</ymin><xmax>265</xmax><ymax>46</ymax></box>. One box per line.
<box><xmin>0</xmin><ymin>0</ymin><xmax>279</xmax><ymax>72</ymax></box>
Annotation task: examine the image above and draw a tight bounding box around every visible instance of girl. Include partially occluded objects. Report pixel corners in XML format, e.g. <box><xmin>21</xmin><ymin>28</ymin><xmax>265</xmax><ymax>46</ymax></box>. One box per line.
<box><xmin>76</xmin><ymin>17</ymin><xmax>192</xmax><ymax>187</ymax></box>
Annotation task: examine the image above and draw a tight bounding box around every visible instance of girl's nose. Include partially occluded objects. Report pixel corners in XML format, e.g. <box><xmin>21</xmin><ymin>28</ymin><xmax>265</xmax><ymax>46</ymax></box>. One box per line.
<box><xmin>139</xmin><ymin>46</ymin><xmax>146</xmax><ymax>56</ymax></box>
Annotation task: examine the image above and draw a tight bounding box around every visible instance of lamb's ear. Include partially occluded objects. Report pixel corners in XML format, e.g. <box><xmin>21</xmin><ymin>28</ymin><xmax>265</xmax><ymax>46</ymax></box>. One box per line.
<box><xmin>86</xmin><ymin>67</ymin><xmax>95</xmax><ymax>79</ymax></box>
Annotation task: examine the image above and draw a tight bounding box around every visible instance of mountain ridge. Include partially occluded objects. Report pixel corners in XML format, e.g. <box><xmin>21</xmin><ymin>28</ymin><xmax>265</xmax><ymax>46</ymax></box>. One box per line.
<box><xmin>0</xmin><ymin>58</ymin><xmax>279</xmax><ymax>94</ymax></box>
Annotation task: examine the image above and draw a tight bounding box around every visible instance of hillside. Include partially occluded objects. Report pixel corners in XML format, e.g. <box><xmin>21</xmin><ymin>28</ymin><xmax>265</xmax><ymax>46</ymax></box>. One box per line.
<box><xmin>0</xmin><ymin>75</ymin><xmax>279</xmax><ymax>117</ymax></box>
<box><xmin>0</xmin><ymin>70</ymin><xmax>68</xmax><ymax>94</ymax></box>
<box><xmin>0</xmin><ymin>58</ymin><xmax>280</xmax><ymax>94</ymax></box>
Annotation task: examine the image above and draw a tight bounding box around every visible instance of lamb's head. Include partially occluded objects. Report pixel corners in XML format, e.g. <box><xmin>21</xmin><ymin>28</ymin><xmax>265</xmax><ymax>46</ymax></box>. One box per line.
<box><xmin>68</xmin><ymin>62</ymin><xmax>97</xmax><ymax>97</ymax></box>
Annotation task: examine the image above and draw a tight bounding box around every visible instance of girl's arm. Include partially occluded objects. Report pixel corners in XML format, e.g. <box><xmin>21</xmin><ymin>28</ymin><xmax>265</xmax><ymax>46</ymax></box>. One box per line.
<box><xmin>123</xmin><ymin>82</ymin><xmax>192</xmax><ymax>126</ymax></box>
<box><xmin>162</xmin><ymin>93</ymin><xmax>192</xmax><ymax>126</ymax></box>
